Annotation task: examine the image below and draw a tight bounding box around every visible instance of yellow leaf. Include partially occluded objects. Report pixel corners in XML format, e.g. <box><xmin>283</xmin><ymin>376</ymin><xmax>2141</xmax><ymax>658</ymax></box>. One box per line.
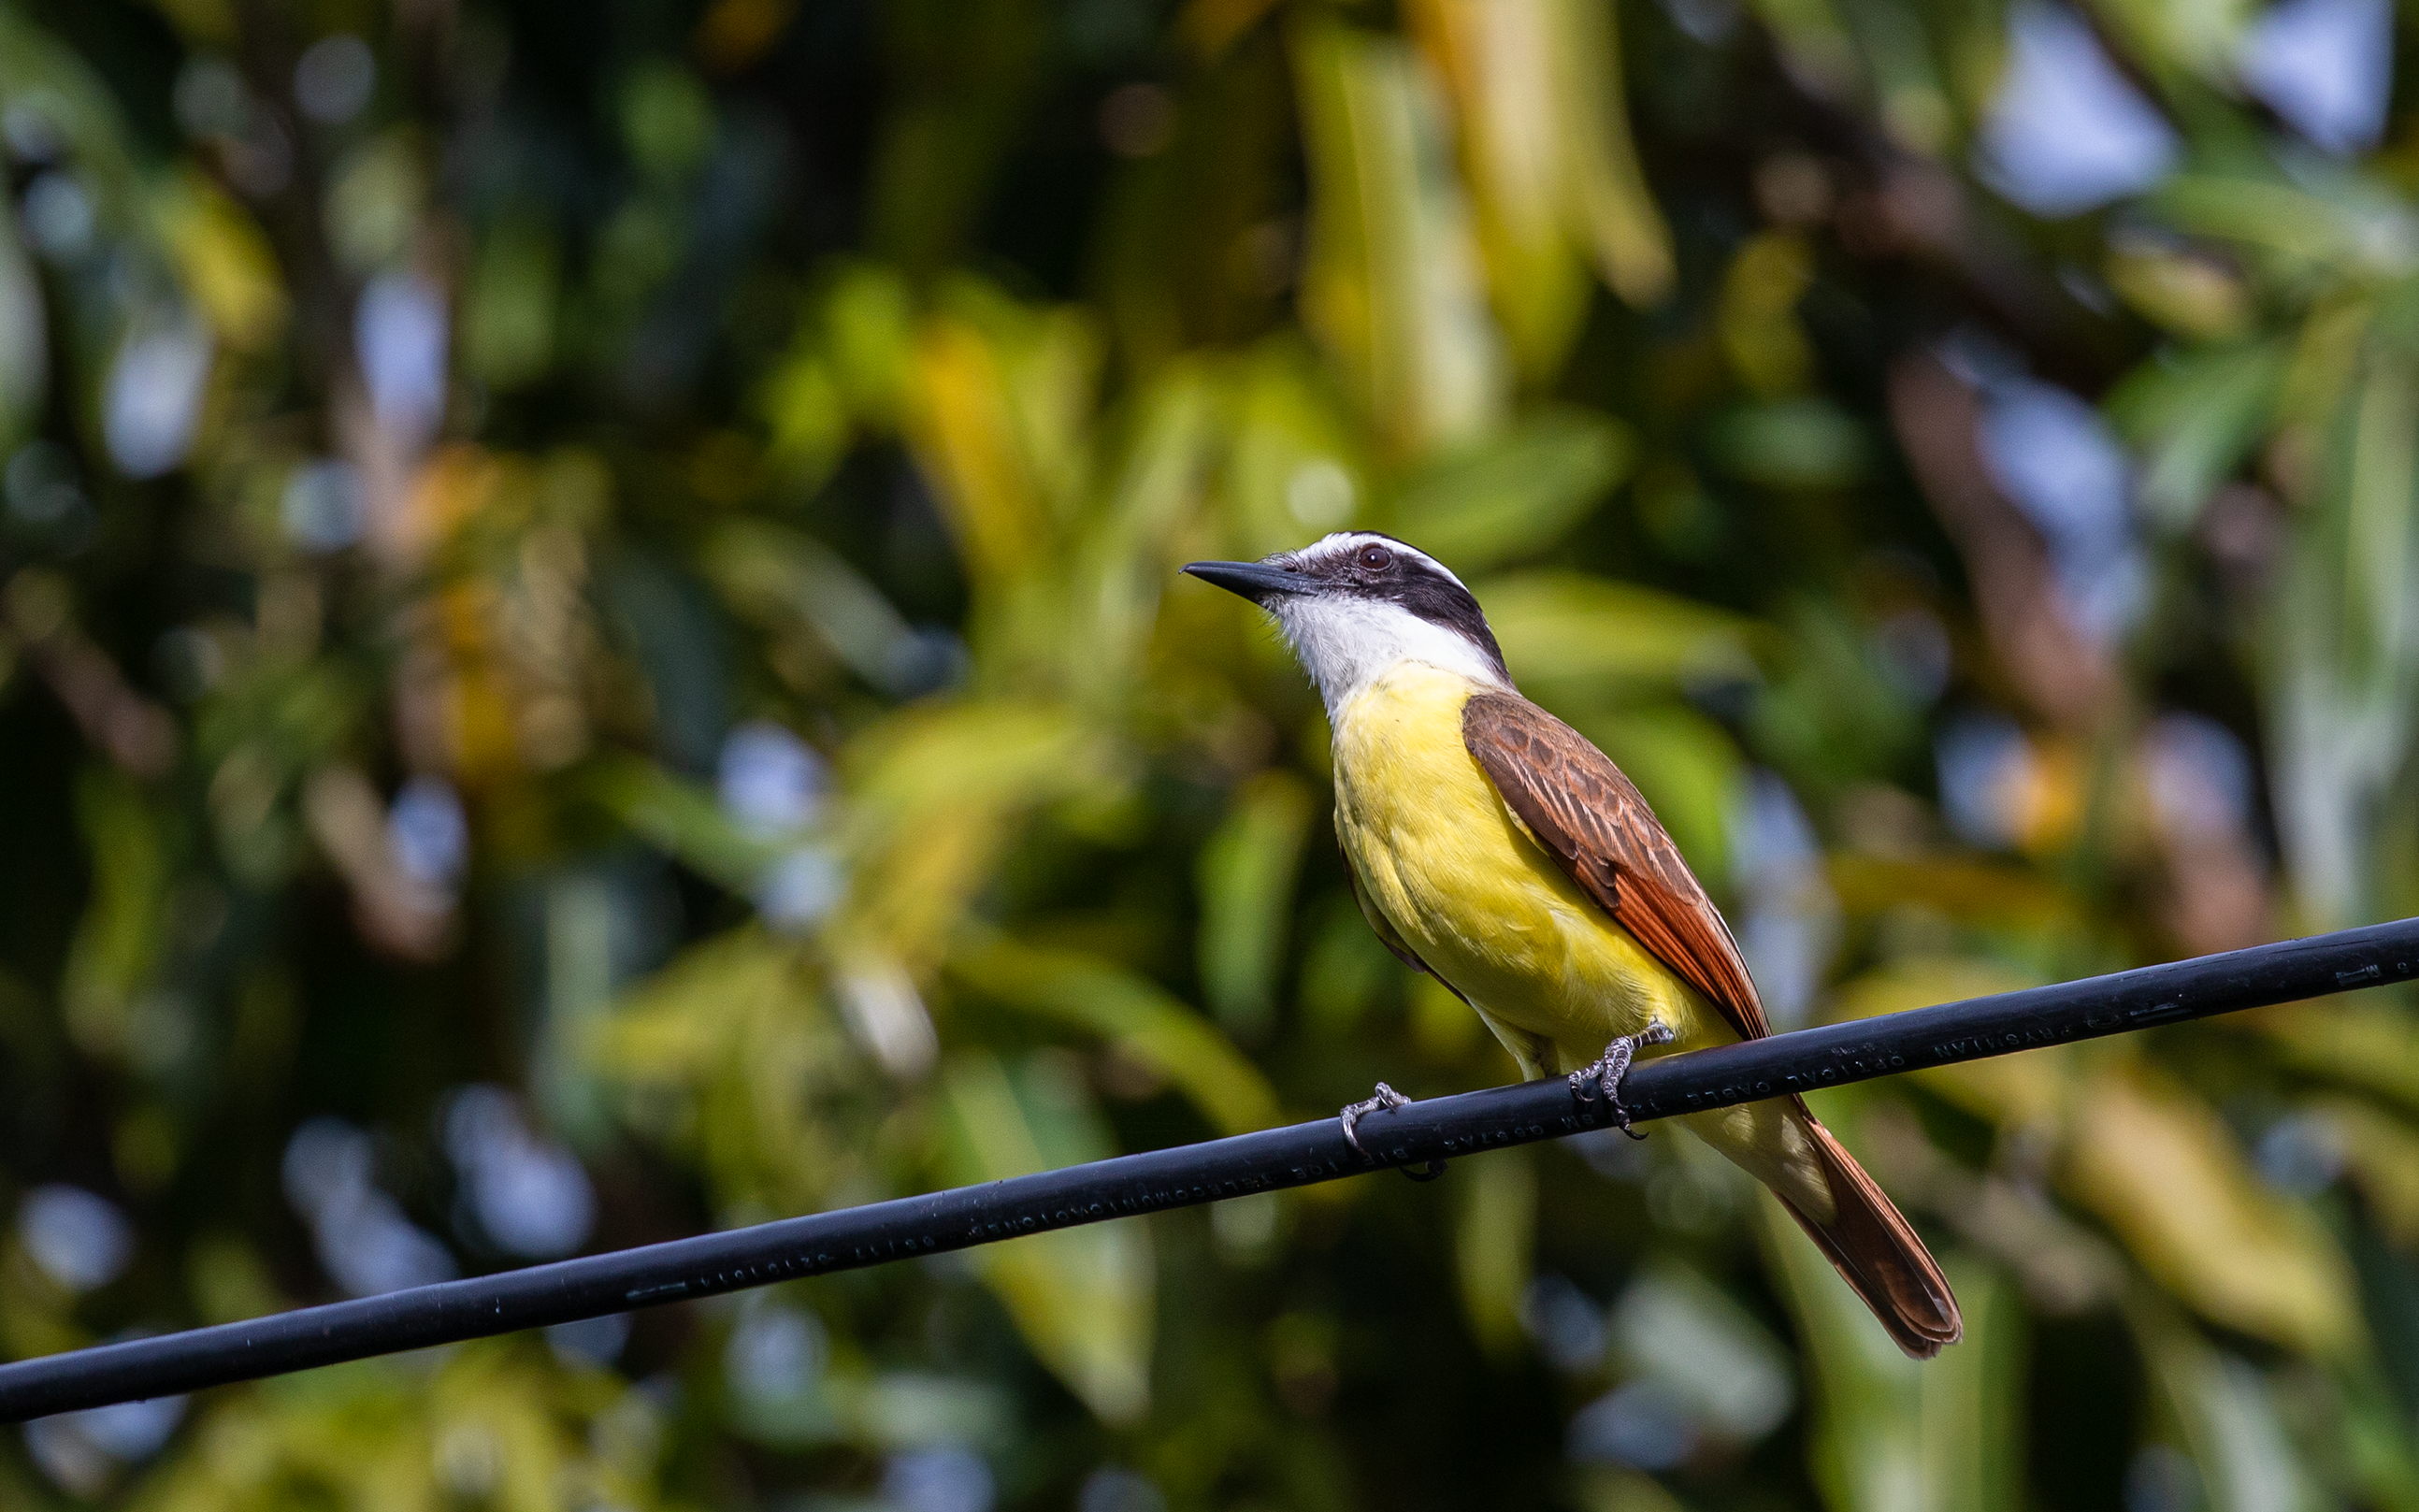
<box><xmin>910</xmin><ymin>317</ymin><xmax>1053</xmax><ymax>585</ymax></box>
<box><xmin>1407</xmin><ymin>0</ymin><xmax>1587</xmax><ymax>375</ymax></box>
<box><xmin>2104</xmin><ymin>241</ymin><xmax>2253</xmax><ymax>342</ymax></box>
<box><xmin>1717</xmin><ymin>233</ymin><xmax>1816</xmax><ymax>396</ymax></box>
<box><xmin>1826</xmin><ymin>854</ymin><xmax>2081</xmax><ymax>934</ymax></box>
<box><xmin>2064</xmin><ymin>1065</ymin><xmax>2357</xmax><ymax>1356</ymax></box>
<box><xmin>1453</xmin><ymin>1148</ymin><xmax>1534</xmax><ymax>1360</ymax></box>
<box><xmin>1410</xmin><ymin>0</ymin><xmax>1671</xmax><ymax>376</ymax></box>
<box><xmin>2314</xmin><ymin>1096</ymin><xmax>2419</xmax><ymax>1251</ymax></box>
<box><xmin>153</xmin><ymin>170</ymin><xmax>286</xmax><ymax>352</ymax></box>
<box><xmin>2236</xmin><ymin>999</ymin><xmax>2419</xmax><ymax>1117</ymax></box>
<box><xmin>1552</xmin><ymin>0</ymin><xmax>1673</xmax><ymax>308</ymax></box>
<box><xmin>840</xmin><ymin>699</ymin><xmax>1116</xmax><ymax>967</ymax></box>
<box><xmin>1292</xmin><ymin>18</ymin><xmax>1508</xmax><ymax>458</ymax></box>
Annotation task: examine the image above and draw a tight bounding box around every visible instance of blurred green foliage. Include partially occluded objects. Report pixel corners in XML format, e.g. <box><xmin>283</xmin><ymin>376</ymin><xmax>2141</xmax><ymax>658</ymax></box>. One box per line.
<box><xmin>2</xmin><ymin>0</ymin><xmax>2419</xmax><ymax>1506</ymax></box>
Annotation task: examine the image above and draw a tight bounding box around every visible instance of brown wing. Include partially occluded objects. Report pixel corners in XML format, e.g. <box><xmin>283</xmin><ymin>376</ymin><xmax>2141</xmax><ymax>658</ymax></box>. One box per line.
<box><xmin>1463</xmin><ymin>690</ymin><xmax>1768</xmax><ymax>1043</ymax></box>
<box><xmin>1467</xmin><ymin>696</ymin><xmax>1959</xmax><ymax>1352</ymax></box>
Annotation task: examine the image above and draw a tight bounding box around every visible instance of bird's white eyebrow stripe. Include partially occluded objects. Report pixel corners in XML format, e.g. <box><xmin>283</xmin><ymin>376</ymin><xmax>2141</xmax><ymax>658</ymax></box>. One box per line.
<box><xmin>1298</xmin><ymin>532</ymin><xmax>1470</xmax><ymax>593</ymax></box>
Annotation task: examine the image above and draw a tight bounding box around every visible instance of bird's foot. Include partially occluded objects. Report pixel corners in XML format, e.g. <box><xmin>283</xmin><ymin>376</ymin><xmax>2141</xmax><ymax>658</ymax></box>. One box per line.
<box><xmin>1339</xmin><ymin>1082</ymin><xmax>1447</xmax><ymax>1180</ymax></box>
<box><xmin>1568</xmin><ymin>1022</ymin><xmax>1675</xmax><ymax>1139</ymax></box>
<box><xmin>1339</xmin><ymin>1082</ymin><xmax>1409</xmax><ymax>1158</ymax></box>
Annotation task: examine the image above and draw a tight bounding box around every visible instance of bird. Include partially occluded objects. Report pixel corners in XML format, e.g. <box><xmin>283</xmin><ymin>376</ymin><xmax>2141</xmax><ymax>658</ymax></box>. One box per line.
<box><xmin>1182</xmin><ymin>531</ymin><xmax>1961</xmax><ymax>1359</ymax></box>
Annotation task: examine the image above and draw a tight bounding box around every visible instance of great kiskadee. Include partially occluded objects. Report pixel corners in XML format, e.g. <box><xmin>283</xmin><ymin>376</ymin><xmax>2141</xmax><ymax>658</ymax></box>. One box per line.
<box><xmin>1184</xmin><ymin>532</ymin><xmax>1961</xmax><ymax>1358</ymax></box>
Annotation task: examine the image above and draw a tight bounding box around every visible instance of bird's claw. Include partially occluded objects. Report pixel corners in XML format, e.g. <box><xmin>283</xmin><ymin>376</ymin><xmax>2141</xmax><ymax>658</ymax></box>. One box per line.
<box><xmin>1569</xmin><ymin>1022</ymin><xmax>1674</xmax><ymax>1139</ymax></box>
<box><xmin>1339</xmin><ymin>1082</ymin><xmax>1446</xmax><ymax>1180</ymax></box>
<box><xmin>1339</xmin><ymin>1081</ymin><xmax>1409</xmax><ymax>1158</ymax></box>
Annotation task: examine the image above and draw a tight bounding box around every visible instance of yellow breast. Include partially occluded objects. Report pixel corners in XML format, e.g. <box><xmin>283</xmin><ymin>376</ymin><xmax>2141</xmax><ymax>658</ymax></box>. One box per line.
<box><xmin>1329</xmin><ymin>664</ymin><xmax>1727</xmax><ymax>1066</ymax></box>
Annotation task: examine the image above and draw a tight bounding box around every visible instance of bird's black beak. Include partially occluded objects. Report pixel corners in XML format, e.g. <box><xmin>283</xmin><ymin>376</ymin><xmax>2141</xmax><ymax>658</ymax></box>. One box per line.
<box><xmin>1181</xmin><ymin>559</ymin><xmax>1303</xmax><ymax>605</ymax></box>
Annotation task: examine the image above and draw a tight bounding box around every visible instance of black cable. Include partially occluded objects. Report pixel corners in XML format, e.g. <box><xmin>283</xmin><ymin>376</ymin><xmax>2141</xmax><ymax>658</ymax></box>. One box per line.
<box><xmin>4</xmin><ymin>916</ymin><xmax>2415</xmax><ymax>1423</ymax></box>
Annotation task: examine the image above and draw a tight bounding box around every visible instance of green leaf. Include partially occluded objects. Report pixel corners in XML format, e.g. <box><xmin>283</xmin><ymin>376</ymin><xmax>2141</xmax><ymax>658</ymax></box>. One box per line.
<box><xmin>1478</xmin><ymin>570</ymin><xmax>1764</xmax><ymax>700</ymax></box>
<box><xmin>598</xmin><ymin>929</ymin><xmax>882</xmax><ymax>1216</ymax></box>
<box><xmin>699</xmin><ymin>519</ymin><xmax>914</xmax><ymax>694</ymax></box>
<box><xmin>2242</xmin><ymin>1001</ymin><xmax>2419</xmax><ymax>1125</ymax></box>
<box><xmin>839</xmin><ymin>699</ymin><xmax>1116</xmax><ymax>965</ymax></box>
<box><xmin>1195</xmin><ymin>770</ymin><xmax>1315</xmax><ymax>1042</ymax></box>
<box><xmin>62</xmin><ymin>770</ymin><xmax>171</xmax><ymax>1061</ymax></box>
<box><xmin>1298</xmin><ymin>888</ymin><xmax>1406</xmax><ymax>1038</ymax></box>
<box><xmin>1389</xmin><ymin>407</ymin><xmax>1635</xmax><ymax>569</ymax></box>
<box><xmin>934</xmin><ymin>1050</ymin><xmax>1154</xmax><ymax>1425</ymax></box>
<box><xmin>2268</xmin><ymin>350</ymin><xmax>2419</xmax><ymax>927</ymax></box>
<box><xmin>462</xmin><ymin>216</ymin><xmax>558</xmax><ymax>392</ymax></box>
<box><xmin>949</xmin><ymin>929</ymin><xmax>1281</xmax><ymax>1137</ymax></box>
<box><xmin>581</xmin><ymin>753</ymin><xmax>776</xmax><ymax>895</ymax></box>
<box><xmin>2105</xmin><ymin>340</ymin><xmax>2286</xmax><ymax>531</ymax></box>
<box><xmin>1221</xmin><ymin>337</ymin><xmax>1374</xmax><ymax>557</ymax></box>
<box><xmin>0</xmin><ymin>194</ymin><xmax>40</xmax><ymax>450</ymax></box>
<box><xmin>2131</xmin><ymin>1303</ymin><xmax>2326</xmax><ymax>1512</ymax></box>
<box><xmin>1609</xmin><ymin>1259</ymin><xmax>1795</xmax><ymax>1445</ymax></box>
<box><xmin>2154</xmin><ymin>172</ymin><xmax>2417</xmax><ymax>280</ymax></box>
<box><xmin>822</xmin><ymin>1368</ymin><xmax>1015</xmax><ymax>1453</ymax></box>
<box><xmin>821</xmin><ymin>260</ymin><xmax>917</xmax><ymax>424</ymax></box>
<box><xmin>1704</xmin><ymin>398</ymin><xmax>1868</xmax><ymax>489</ymax></box>
<box><xmin>1760</xmin><ymin>1172</ymin><xmax>2025</xmax><ymax>1512</ymax></box>
<box><xmin>1735</xmin><ymin>0</ymin><xmax>1861</xmax><ymax>104</ymax></box>
<box><xmin>1070</xmin><ymin>364</ymin><xmax>1220</xmax><ymax>698</ymax></box>
<box><xmin>2088</xmin><ymin>0</ymin><xmax>2253</xmax><ymax>85</ymax></box>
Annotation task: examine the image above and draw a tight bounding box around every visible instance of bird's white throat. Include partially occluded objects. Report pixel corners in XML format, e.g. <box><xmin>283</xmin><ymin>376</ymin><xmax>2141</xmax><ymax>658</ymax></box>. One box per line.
<box><xmin>1272</xmin><ymin>595</ymin><xmax>1511</xmax><ymax>717</ymax></box>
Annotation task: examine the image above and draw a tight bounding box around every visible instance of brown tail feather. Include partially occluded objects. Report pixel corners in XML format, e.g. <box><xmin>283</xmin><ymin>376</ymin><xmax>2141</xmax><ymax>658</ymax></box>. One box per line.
<box><xmin>1776</xmin><ymin>1101</ymin><xmax>1962</xmax><ymax>1359</ymax></box>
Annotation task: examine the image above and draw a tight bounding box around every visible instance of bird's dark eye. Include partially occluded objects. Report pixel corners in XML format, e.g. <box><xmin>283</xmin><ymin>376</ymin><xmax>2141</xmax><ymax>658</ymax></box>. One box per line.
<box><xmin>1357</xmin><ymin>543</ymin><xmax>1393</xmax><ymax>570</ymax></box>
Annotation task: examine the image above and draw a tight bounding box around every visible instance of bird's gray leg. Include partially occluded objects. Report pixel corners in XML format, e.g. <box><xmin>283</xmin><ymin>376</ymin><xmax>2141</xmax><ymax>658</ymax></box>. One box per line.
<box><xmin>1338</xmin><ymin>1082</ymin><xmax>1410</xmax><ymax>1158</ymax></box>
<box><xmin>1569</xmin><ymin>1022</ymin><xmax>1675</xmax><ymax>1139</ymax></box>
<box><xmin>1338</xmin><ymin>1082</ymin><xmax>1446</xmax><ymax>1180</ymax></box>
